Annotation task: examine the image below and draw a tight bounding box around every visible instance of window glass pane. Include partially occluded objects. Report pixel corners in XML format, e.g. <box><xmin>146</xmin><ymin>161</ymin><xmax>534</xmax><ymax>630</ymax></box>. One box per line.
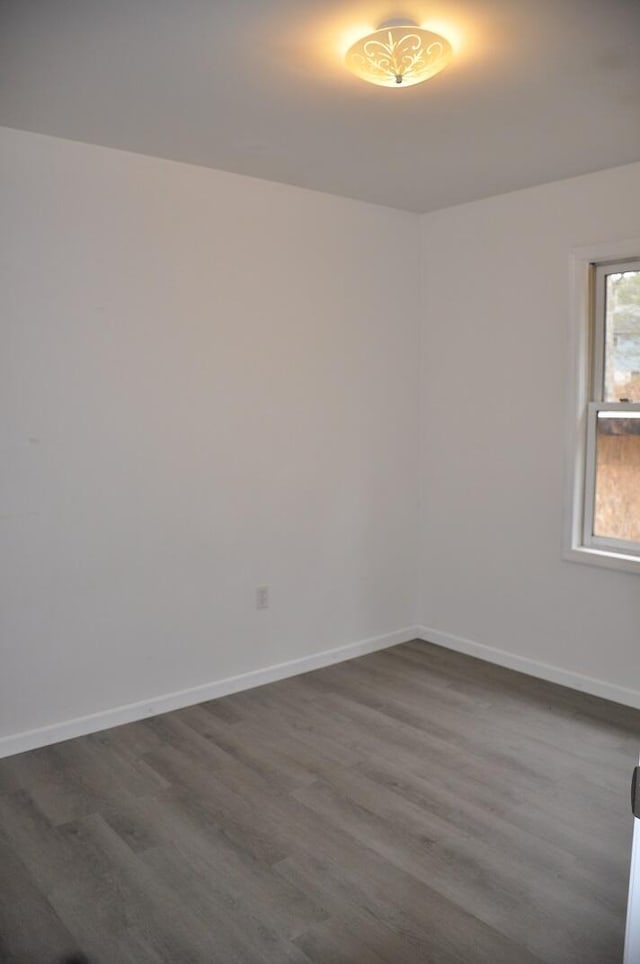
<box><xmin>593</xmin><ymin>412</ymin><xmax>640</xmax><ymax>543</ymax></box>
<box><xmin>604</xmin><ymin>269</ymin><xmax>640</xmax><ymax>402</ymax></box>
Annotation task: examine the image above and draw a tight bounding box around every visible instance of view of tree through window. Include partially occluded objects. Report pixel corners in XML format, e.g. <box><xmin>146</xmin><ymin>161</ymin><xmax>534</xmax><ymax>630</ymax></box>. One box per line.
<box><xmin>593</xmin><ymin>267</ymin><xmax>640</xmax><ymax>545</ymax></box>
<box><xmin>594</xmin><ymin>413</ymin><xmax>640</xmax><ymax>543</ymax></box>
<box><xmin>604</xmin><ymin>269</ymin><xmax>640</xmax><ymax>402</ymax></box>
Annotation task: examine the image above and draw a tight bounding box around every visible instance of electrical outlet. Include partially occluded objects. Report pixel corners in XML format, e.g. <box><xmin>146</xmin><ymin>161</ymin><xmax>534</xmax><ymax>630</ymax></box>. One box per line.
<box><xmin>256</xmin><ymin>586</ymin><xmax>269</xmax><ymax>610</ymax></box>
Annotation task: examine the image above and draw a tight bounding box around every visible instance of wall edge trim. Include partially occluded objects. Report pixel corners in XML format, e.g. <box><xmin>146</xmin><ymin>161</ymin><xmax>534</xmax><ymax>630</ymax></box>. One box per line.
<box><xmin>417</xmin><ymin>625</ymin><xmax>640</xmax><ymax>709</ymax></box>
<box><xmin>0</xmin><ymin>626</ymin><xmax>419</xmax><ymax>758</ymax></box>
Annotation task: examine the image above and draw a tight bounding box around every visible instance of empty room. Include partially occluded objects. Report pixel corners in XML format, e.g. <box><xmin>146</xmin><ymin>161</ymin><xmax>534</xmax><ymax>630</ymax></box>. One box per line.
<box><xmin>2</xmin><ymin>2</ymin><xmax>640</xmax><ymax>962</ymax></box>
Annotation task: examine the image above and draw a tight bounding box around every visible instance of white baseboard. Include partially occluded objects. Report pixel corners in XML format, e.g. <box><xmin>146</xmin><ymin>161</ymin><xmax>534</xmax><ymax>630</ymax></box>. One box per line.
<box><xmin>6</xmin><ymin>623</ymin><xmax>635</xmax><ymax>760</ymax></box>
<box><xmin>417</xmin><ymin>625</ymin><xmax>640</xmax><ymax>710</ymax></box>
<box><xmin>0</xmin><ymin>626</ymin><xmax>419</xmax><ymax>759</ymax></box>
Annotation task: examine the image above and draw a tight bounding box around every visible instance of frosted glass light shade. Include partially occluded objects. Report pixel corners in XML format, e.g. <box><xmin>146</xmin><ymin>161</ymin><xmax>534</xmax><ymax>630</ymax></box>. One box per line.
<box><xmin>345</xmin><ymin>25</ymin><xmax>452</xmax><ymax>88</ymax></box>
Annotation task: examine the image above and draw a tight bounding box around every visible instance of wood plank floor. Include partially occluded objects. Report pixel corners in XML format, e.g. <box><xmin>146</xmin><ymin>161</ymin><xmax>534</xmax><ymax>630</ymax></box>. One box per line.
<box><xmin>1</xmin><ymin>640</ymin><xmax>639</xmax><ymax>963</ymax></box>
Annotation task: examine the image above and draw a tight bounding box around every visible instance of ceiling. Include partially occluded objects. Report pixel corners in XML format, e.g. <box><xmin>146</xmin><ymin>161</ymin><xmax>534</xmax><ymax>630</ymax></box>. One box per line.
<box><xmin>2</xmin><ymin>0</ymin><xmax>640</xmax><ymax>212</ymax></box>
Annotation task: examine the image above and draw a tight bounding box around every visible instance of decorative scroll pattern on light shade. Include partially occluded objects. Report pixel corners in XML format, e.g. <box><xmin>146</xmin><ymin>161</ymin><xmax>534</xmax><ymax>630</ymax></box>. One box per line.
<box><xmin>345</xmin><ymin>27</ymin><xmax>452</xmax><ymax>88</ymax></box>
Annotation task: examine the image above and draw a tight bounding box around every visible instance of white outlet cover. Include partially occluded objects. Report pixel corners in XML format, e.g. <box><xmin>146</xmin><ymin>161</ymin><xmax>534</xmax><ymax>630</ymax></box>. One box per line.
<box><xmin>256</xmin><ymin>586</ymin><xmax>269</xmax><ymax>610</ymax></box>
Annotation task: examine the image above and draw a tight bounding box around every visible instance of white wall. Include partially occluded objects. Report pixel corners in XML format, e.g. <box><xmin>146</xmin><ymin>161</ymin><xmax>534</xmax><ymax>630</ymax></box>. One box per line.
<box><xmin>4</xmin><ymin>124</ymin><xmax>639</xmax><ymax>752</ymax></box>
<box><xmin>419</xmin><ymin>161</ymin><xmax>640</xmax><ymax>701</ymax></box>
<box><xmin>0</xmin><ymin>127</ymin><xmax>421</xmax><ymax>745</ymax></box>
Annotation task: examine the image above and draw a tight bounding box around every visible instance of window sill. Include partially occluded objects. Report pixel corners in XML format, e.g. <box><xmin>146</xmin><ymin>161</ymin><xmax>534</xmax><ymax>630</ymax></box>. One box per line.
<box><xmin>564</xmin><ymin>545</ymin><xmax>640</xmax><ymax>576</ymax></box>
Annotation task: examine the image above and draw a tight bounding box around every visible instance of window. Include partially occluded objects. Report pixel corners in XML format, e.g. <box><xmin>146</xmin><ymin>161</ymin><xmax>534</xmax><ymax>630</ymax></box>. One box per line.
<box><xmin>584</xmin><ymin>260</ymin><xmax>640</xmax><ymax>555</ymax></box>
<box><xmin>567</xmin><ymin>243</ymin><xmax>640</xmax><ymax>573</ymax></box>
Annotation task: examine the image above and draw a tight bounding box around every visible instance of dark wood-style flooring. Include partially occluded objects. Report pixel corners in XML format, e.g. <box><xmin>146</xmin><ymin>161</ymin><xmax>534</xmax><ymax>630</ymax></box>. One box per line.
<box><xmin>1</xmin><ymin>640</ymin><xmax>639</xmax><ymax>963</ymax></box>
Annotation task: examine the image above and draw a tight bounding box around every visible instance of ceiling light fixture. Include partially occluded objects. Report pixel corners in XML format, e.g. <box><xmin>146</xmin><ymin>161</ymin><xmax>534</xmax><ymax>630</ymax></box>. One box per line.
<box><xmin>345</xmin><ymin>20</ymin><xmax>452</xmax><ymax>88</ymax></box>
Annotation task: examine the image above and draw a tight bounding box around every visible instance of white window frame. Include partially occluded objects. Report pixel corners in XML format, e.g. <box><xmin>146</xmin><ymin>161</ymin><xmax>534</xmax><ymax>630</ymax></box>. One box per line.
<box><xmin>565</xmin><ymin>238</ymin><xmax>640</xmax><ymax>575</ymax></box>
